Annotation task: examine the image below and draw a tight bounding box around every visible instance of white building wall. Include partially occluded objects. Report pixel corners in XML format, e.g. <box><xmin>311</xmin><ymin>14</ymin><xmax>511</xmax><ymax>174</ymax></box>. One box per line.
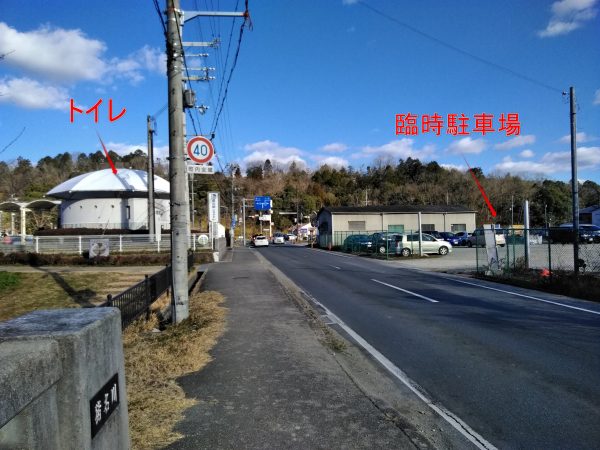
<box><xmin>60</xmin><ymin>198</ymin><xmax>171</xmax><ymax>230</ymax></box>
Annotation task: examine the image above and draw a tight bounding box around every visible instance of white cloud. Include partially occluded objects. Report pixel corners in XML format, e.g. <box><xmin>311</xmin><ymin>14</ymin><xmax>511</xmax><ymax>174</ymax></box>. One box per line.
<box><xmin>594</xmin><ymin>89</ymin><xmax>600</xmax><ymax>105</ymax></box>
<box><xmin>356</xmin><ymin>138</ymin><xmax>436</xmax><ymax>160</ymax></box>
<box><xmin>495</xmin><ymin>134</ymin><xmax>536</xmax><ymax>150</ymax></box>
<box><xmin>0</xmin><ymin>22</ymin><xmax>106</xmax><ymax>81</ymax></box>
<box><xmin>538</xmin><ymin>0</ymin><xmax>598</xmax><ymax>37</ymax></box>
<box><xmin>440</xmin><ymin>163</ymin><xmax>466</xmax><ymax>172</ymax></box>
<box><xmin>519</xmin><ymin>149</ymin><xmax>535</xmax><ymax>158</ymax></box>
<box><xmin>243</xmin><ymin>140</ymin><xmax>306</xmax><ymax>168</ymax></box>
<box><xmin>320</xmin><ymin>142</ymin><xmax>348</xmax><ymax>153</ymax></box>
<box><xmin>559</xmin><ymin>131</ymin><xmax>595</xmax><ymax>143</ymax></box>
<box><xmin>446</xmin><ymin>137</ymin><xmax>486</xmax><ymax>154</ymax></box>
<box><xmin>313</xmin><ymin>156</ymin><xmax>349</xmax><ymax>169</ymax></box>
<box><xmin>0</xmin><ymin>77</ymin><xmax>69</xmax><ymax>109</ymax></box>
<box><xmin>0</xmin><ymin>22</ymin><xmax>165</xmax><ymax>87</ymax></box>
<box><xmin>540</xmin><ymin>146</ymin><xmax>600</xmax><ymax>169</ymax></box>
<box><xmin>494</xmin><ymin>146</ymin><xmax>600</xmax><ymax>175</ymax></box>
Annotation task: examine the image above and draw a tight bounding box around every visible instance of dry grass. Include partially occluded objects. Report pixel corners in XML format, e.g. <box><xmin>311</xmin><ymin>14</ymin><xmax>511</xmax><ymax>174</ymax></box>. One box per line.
<box><xmin>0</xmin><ymin>271</ymin><xmax>147</xmax><ymax>322</ymax></box>
<box><xmin>123</xmin><ymin>290</ymin><xmax>227</xmax><ymax>450</ymax></box>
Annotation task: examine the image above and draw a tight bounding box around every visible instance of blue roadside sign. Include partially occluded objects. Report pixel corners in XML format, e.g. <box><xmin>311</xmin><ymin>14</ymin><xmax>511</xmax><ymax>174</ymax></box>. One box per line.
<box><xmin>254</xmin><ymin>196</ymin><xmax>271</xmax><ymax>211</ymax></box>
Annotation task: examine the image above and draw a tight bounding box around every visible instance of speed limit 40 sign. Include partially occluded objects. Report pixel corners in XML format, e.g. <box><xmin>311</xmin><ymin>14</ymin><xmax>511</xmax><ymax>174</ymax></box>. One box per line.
<box><xmin>187</xmin><ymin>136</ymin><xmax>214</xmax><ymax>164</ymax></box>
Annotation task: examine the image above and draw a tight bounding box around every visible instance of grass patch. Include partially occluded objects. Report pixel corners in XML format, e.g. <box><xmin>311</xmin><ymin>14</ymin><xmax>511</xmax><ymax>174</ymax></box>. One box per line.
<box><xmin>0</xmin><ymin>272</ymin><xmax>146</xmax><ymax>322</ymax></box>
<box><xmin>475</xmin><ymin>271</ymin><xmax>600</xmax><ymax>303</ymax></box>
<box><xmin>123</xmin><ymin>290</ymin><xmax>227</xmax><ymax>450</ymax></box>
<box><xmin>0</xmin><ymin>272</ymin><xmax>20</xmax><ymax>291</ymax></box>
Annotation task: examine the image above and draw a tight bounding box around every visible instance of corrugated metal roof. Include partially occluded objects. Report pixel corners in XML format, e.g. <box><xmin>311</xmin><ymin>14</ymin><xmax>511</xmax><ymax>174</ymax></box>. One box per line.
<box><xmin>320</xmin><ymin>205</ymin><xmax>476</xmax><ymax>214</ymax></box>
<box><xmin>580</xmin><ymin>205</ymin><xmax>600</xmax><ymax>213</ymax></box>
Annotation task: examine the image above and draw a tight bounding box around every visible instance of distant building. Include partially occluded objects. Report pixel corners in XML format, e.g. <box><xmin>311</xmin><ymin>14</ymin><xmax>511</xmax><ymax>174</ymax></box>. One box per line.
<box><xmin>579</xmin><ymin>205</ymin><xmax>600</xmax><ymax>226</ymax></box>
<box><xmin>316</xmin><ymin>205</ymin><xmax>477</xmax><ymax>246</ymax></box>
<box><xmin>46</xmin><ymin>169</ymin><xmax>170</xmax><ymax>230</ymax></box>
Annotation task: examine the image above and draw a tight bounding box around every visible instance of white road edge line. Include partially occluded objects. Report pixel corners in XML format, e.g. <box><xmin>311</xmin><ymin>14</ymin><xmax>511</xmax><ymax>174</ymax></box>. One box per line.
<box><xmin>312</xmin><ymin>248</ymin><xmax>355</xmax><ymax>258</ymax></box>
<box><xmin>446</xmin><ymin>277</ymin><xmax>600</xmax><ymax>316</ymax></box>
<box><xmin>372</xmin><ymin>279</ymin><xmax>439</xmax><ymax>303</ymax></box>
<box><xmin>301</xmin><ymin>290</ymin><xmax>497</xmax><ymax>450</ymax></box>
<box><xmin>329</xmin><ymin>265</ymin><xmax>341</xmax><ymax>270</ymax></box>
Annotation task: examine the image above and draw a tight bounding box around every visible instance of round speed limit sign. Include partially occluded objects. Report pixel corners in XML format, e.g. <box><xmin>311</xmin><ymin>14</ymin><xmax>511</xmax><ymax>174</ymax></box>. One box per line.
<box><xmin>187</xmin><ymin>136</ymin><xmax>214</xmax><ymax>164</ymax></box>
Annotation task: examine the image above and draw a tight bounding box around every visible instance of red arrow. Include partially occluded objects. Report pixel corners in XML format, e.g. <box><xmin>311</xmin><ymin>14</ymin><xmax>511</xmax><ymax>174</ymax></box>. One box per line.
<box><xmin>462</xmin><ymin>155</ymin><xmax>496</xmax><ymax>218</ymax></box>
<box><xmin>96</xmin><ymin>132</ymin><xmax>118</xmax><ymax>175</ymax></box>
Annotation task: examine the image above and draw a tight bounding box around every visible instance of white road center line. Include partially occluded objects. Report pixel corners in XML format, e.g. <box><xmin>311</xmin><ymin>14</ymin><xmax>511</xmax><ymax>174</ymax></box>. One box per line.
<box><xmin>329</xmin><ymin>265</ymin><xmax>341</xmax><ymax>270</ymax></box>
<box><xmin>301</xmin><ymin>290</ymin><xmax>496</xmax><ymax>450</ymax></box>
<box><xmin>447</xmin><ymin>278</ymin><xmax>600</xmax><ymax>316</ymax></box>
<box><xmin>371</xmin><ymin>279</ymin><xmax>439</xmax><ymax>303</ymax></box>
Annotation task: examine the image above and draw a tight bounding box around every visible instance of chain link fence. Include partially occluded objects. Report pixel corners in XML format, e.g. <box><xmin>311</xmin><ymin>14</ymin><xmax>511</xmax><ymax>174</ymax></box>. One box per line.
<box><xmin>475</xmin><ymin>228</ymin><xmax>600</xmax><ymax>276</ymax></box>
<box><xmin>330</xmin><ymin>229</ymin><xmax>454</xmax><ymax>258</ymax></box>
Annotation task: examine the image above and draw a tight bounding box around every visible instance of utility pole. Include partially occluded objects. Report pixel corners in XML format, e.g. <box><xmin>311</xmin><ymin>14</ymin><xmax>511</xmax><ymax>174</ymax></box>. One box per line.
<box><xmin>147</xmin><ymin>115</ymin><xmax>156</xmax><ymax>239</ymax></box>
<box><xmin>242</xmin><ymin>198</ymin><xmax>246</xmax><ymax>246</ymax></box>
<box><xmin>166</xmin><ymin>0</ymin><xmax>189</xmax><ymax>322</ymax></box>
<box><xmin>569</xmin><ymin>86</ymin><xmax>580</xmax><ymax>274</ymax></box>
<box><xmin>230</xmin><ymin>169</ymin><xmax>234</xmax><ymax>248</ymax></box>
<box><xmin>511</xmin><ymin>194</ymin><xmax>514</xmax><ymax>228</ymax></box>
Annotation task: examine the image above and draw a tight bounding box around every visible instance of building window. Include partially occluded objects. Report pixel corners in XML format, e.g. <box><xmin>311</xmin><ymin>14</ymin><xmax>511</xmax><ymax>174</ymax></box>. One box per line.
<box><xmin>451</xmin><ymin>223</ymin><xmax>466</xmax><ymax>232</ymax></box>
<box><xmin>422</xmin><ymin>224</ymin><xmax>435</xmax><ymax>232</ymax></box>
<box><xmin>126</xmin><ymin>206</ymin><xmax>131</xmax><ymax>220</ymax></box>
<box><xmin>388</xmin><ymin>224</ymin><xmax>404</xmax><ymax>233</ymax></box>
<box><xmin>348</xmin><ymin>220</ymin><xmax>366</xmax><ymax>231</ymax></box>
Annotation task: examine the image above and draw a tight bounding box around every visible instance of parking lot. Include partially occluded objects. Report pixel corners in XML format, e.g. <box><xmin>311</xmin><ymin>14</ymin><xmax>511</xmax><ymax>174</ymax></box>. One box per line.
<box><xmin>373</xmin><ymin>243</ymin><xmax>600</xmax><ymax>274</ymax></box>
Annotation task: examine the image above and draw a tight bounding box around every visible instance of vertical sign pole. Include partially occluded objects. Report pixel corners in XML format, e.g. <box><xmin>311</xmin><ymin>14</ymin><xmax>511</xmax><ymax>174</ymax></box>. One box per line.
<box><xmin>167</xmin><ymin>0</ymin><xmax>189</xmax><ymax>322</ymax></box>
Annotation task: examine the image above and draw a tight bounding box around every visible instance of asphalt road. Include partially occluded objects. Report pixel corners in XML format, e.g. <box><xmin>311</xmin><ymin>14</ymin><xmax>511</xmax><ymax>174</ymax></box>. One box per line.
<box><xmin>258</xmin><ymin>244</ymin><xmax>600</xmax><ymax>449</ymax></box>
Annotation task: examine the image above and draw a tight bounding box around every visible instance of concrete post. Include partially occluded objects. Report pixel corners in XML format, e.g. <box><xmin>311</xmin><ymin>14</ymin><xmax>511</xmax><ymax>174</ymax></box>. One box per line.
<box><xmin>20</xmin><ymin>207</ymin><xmax>26</xmax><ymax>244</ymax></box>
<box><xmin>0</xmin><ymin>308</ymin><xmax>129</xmax><ymax>450</ymax></box>
<box><xmin>167</xmin><ymin>0</ymin><xmax>189</xmax><ymax>322</ymax></box>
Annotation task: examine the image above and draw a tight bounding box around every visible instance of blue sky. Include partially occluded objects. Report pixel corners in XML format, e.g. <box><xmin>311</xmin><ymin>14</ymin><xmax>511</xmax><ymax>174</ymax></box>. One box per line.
<box><xmin>1</xmin><ymin>0</ymin><xmax>599</xmax><ymax>182</ymax></box>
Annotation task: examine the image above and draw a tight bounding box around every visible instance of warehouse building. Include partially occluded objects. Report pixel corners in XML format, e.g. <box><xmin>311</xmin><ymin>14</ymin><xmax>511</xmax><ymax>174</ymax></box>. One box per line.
<box><xmin>316</xmin><ymin>205</ymin><xmax>477</xmax><ymax>246</ymax></box>
<box><xmin>46</xmin><ymin>168</ymin><xmax>170</xmax><ymax>230</ymax></box>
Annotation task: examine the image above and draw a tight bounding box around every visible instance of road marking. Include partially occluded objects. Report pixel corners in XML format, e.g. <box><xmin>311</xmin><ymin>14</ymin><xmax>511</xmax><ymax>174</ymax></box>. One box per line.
<box><xmin>329</xmin><ymin>265</ymin><xmax>341</xmax><ymax>270</ymax></box>
<box><xmin>311</xmin><ymin>248</ymin><xmax>355</xmax><ymax>259</ymax></box>
<box><xmin>446</xmin><ymin>278</ymin><xmax>600</xmax><ymax>316</ymax></box>
<box><xmin>371</xmin><ymin>279</ymin><xmax>439</xmax><ymax>303</ymax></box>
<box><xmin>301</xmin><ymin>290</ymin><xmax>497</xmax><ymax>450</ymax></box>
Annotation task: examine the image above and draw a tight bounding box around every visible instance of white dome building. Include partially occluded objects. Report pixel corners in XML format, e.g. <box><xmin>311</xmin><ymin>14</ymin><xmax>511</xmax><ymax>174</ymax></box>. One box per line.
<box><xmin>46</xmin><ymin>169</ymin><xmax>170</xmax><ymax>230</ymax></box>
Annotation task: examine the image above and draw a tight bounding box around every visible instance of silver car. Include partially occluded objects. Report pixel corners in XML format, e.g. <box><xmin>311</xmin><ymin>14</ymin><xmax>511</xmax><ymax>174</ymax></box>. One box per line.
<box><xmin>395</xmin><ymin>233</ymin><xmax>453</xmax><ymax>257</ymax></box>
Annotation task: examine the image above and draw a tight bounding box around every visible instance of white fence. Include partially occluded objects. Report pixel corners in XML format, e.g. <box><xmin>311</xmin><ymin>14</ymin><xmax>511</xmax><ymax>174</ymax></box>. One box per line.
<box><xmin>0</xmin><ymin>234</ymin><xmax>214</xmax><ymax>255</ymax></box>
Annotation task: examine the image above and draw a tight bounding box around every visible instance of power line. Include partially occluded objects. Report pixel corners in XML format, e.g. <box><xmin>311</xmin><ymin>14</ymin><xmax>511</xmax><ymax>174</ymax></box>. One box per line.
<box><xmin>152</xmin><ymin>0</ymin><xmax>167</xmax><ymax>36</ymax></box>
<box><xmin>210</xmin><ymin>0</ymin><xmax>249</xmax><ymax>135</ymax></box>
<box><xmin>358</xmin><ymin>1</ymin><xmax>564</xmax><ymax>94</ymax></box>
<box><xmin>0</xmin><ymin>127</ymin><xmax>25</xmax><ymax>155</ymax></box>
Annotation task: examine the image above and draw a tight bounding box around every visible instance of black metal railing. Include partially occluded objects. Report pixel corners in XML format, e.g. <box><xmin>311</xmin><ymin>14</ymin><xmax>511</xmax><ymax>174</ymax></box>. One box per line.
<box><xmin>103</xmin><ymin>252</ymin><xmax>196</xmax><ymax>329</ymax></box>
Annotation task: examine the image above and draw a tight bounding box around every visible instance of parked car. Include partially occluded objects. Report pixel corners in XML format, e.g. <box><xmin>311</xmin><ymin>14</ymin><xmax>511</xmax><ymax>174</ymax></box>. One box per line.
<box><xmin>549</xmin><ymin>224</ymin><xmax>600</xmax><ymax>244</ymax></box>
<box><xmin>370</xmin><ymin>232</ymin><xmax>403</xmax><ymax>254</ymax></box>
<box><xmin>452</xmin><ymin>231</ymin><xmax>470</xmax><ymax>246</ymax></box>
<box><xmin>439</xmin><ymin>232</ymin><xmax>462</xmax><ymax>246</ymax></box>
<box><xmin>467</xmin><ymin>229</ymin><xmax>506</xmax><ymax>247</ymax></box>
<box><xmin>272</xmin><ymin>233</ymin><xmax>285</xmax><ymax>244</ymax></box>
<box><xmin>395</xmin><ymin>233</ymin><xmax>452</xmax><ymax>256</ymax></box>
<box><xmin>342</xmin><ymin>234</ymin><xmax>372</xmax><ymax>252</ymax></box>
<box><xmin>253</xmin><ymin>235</ymin><xmax>269</xmax><ymax>247</ymax></box>
<box><xmin>426</xmin><ymin>231</ymin><xmax>446</xmax><ymax>241</ymax></box>
<box><xmin>286</xmin><ymin>233</ymin><xmax>297</xmax><ymax>242</ymax></box>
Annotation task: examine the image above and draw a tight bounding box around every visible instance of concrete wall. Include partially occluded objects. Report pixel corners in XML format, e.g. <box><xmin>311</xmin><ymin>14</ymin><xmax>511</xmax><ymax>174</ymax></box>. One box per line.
<box><xmin>61</xmin><ymin>197</ymin><xmax>170</xmax><ymax>230</ymax></box>
<box><xmin>0</xmin><ymin>308</ymin><xmax>130</xmax><ymax>450</ymax></box>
